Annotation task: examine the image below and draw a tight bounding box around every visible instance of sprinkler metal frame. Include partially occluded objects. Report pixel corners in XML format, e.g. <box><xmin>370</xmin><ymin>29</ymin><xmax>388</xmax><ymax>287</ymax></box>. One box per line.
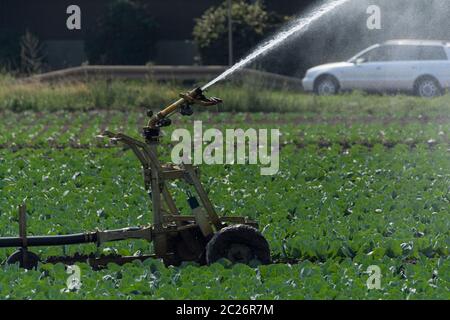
<box><xmin>0</xmin><ymin>87</ymin><xmax>270</xmax><ymax>269</ymax></box>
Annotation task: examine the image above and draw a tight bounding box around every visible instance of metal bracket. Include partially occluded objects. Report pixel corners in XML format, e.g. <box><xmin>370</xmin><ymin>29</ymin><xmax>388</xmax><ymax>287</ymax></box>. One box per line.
<box><xmin>18</xmin><ymin>204</ymin><xmax>28</xmax><ymax>267</ymax></box>
<box><xmin>96</xmin><ymin>226</ymin><xmax>153</xmax><ymax>247</ymax></box>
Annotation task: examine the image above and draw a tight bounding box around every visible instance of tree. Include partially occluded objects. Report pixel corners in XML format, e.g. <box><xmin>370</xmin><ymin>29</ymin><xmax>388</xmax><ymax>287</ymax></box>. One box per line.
<box><xmin>20</xmin><ymin>31</ymin><xmax>45</xmax><ymax>75</ymax></box>
<box><xmin>193</xmin><ymin>0</ymin><xmax>284</xmax><ymax>65</ymax></box>
<box><xmin>85</xmin><ymin>0</ymin><xmax>158</xmax><ymax>65</ymax></box>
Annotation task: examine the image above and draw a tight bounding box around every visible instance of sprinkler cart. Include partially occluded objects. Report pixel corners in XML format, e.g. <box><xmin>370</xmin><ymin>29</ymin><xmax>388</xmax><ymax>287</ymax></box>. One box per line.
<box><xmin>0</xmin><ymin>87</ymin><xmax>271</xmax><ymax>270</ymax></box>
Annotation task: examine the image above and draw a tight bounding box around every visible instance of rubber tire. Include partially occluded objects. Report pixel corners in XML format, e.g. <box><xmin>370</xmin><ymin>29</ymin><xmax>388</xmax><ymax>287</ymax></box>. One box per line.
<box><xmin>414</xmin><ymin>76</ymin><xmax>442</xmax><ymax>98</ymax></box>
<box><xmin>314</xmin><ymin>75</ymin><xmax>340</xmax><ymax>96</ymax></box>
<box><xmin>206</xmin><ymin>224</ymin><xmax>271</xmax><ymax>265</ymax></box>
<box><xmin>6</xmin><ymin>249</ymin><xmax>40</xmax><ymax>269</ymax></box>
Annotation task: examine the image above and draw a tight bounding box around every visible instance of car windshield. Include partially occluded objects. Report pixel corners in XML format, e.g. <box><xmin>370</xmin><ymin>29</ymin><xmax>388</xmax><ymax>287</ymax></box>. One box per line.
<box><xmin>348</xmin><ymin>45</ymin><xmax>380</xmax><ymax>63</ymax></box>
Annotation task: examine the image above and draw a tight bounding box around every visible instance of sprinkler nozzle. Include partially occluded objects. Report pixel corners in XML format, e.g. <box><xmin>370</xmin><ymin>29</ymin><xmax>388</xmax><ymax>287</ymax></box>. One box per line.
<box><xmin>145</xmin><ymin>87</ymin><xmax>222</xmax><ymax>129</ymax></box>
<box><xmin>180</xmin><ymin>87</ymin><xmax>223</xmax><ymax>107</ymax></box>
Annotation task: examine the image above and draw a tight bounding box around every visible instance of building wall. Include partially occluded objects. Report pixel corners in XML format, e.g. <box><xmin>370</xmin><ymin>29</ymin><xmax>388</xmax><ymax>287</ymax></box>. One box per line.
<box><xmin>0</xmin><ymin>0</ymin><xmax>104</xmax><ymax>40</ymax></box>
<box><xmin>0</xmin><ymin>0</ymin><xmax>314</xmax><ymax>68</ymax></box>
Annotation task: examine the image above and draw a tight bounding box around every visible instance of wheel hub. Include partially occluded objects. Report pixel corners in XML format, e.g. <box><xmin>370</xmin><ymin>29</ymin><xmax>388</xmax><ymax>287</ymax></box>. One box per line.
<box><xmin>227</xmin><ymin>244</ymin><xmax>253</xmax><ymax>263</ymax></box>
<box><xmin>420</xmin><ymin>81</ymin><xmax>438</xmax><ymax>97</ymax></box>
<box><xmin>318</xmin><ymin>80</ymin><xmax>336</xmax><ymax>95</ymax></box>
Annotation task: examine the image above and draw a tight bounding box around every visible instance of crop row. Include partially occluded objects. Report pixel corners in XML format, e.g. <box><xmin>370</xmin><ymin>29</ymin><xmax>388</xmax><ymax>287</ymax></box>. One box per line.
<box><xmin>0</xmin><ymin>111</ymin><xmax>449</xmax><ymax>150</ymax></box>
<box><xmin>1</xmin><ymin>256</ymin><xmax>447</xmax><ymax>299</ymax></box>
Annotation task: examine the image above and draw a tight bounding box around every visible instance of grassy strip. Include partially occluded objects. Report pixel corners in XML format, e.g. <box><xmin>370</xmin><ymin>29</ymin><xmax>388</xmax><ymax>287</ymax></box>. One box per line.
<box><xmin>1</xmin><ymin>74</ymin><xmax>450</xmax><ymax>117</ymax></box>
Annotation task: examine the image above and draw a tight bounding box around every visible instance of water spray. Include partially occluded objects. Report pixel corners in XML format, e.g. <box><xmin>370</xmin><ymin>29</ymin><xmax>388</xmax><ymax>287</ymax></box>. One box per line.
<box><xmin>202</xmin><ymin>0</ymin><xmax>350</xmax><ymax>90</ymax></box>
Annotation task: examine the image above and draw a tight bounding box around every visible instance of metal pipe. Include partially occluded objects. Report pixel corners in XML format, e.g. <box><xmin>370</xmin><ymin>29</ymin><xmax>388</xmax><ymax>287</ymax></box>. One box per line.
<box><xmin>228</xmin><ymin>0</ymin><xmax>233</xmax><ymax>66</ymax></box>
<box><xmin>0</xmin><ymin>232</ymin><xmax>97</xmax><ymax>248</ymax></box>
<box><xmin>146</xmin><ymin>87</ymin><xmax>202</xmax><ymax>128</ymax></box>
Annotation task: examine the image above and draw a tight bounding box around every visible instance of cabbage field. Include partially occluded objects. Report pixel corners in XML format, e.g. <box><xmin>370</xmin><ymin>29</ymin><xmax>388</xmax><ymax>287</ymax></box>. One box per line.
<box><xmin>0</xmin><ymin>91</ymin><xmax>449</xmax><ymax>299</ymax></box>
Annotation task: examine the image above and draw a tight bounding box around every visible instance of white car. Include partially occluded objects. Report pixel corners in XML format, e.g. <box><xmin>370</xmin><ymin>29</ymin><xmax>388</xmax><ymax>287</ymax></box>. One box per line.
<box><xmin>302</xmin><ymin>40</ymin><xmax>450</xmax><ymax>97</ymax></box>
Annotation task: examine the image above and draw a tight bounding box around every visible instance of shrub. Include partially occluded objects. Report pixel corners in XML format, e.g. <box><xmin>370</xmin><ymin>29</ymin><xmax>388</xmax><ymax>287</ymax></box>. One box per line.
<box><xmin>193</xmin><ymin>0</ymin><xmax>284</xmax><ymax>65</ymax></box>
<box><xmin>85</xmin><ymin>0</ymin><xmax>158</xmax><ymax>65</ymax></box>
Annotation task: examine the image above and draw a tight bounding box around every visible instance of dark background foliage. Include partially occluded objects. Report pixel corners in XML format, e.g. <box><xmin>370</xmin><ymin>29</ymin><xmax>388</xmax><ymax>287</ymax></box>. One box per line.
<box><xmin>193</xmin><ymin>1</ymin><xmax>285</xmax><ymax>66</ymax></box>
<box><xmin>0</xmin><ymin>28</ymin><xmax>21</xmax><ymax>70</ymax></box>
<box><xmin>85</xmin><ymin>0</ymin><xmax>158</xmax><ymax>65</ymax></box>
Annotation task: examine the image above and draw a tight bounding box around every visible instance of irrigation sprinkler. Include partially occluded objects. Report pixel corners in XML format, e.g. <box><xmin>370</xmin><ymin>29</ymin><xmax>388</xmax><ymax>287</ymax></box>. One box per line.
<box><xmin>0</xmin><ymin>87</ymin><xmax>271</xmax><ymax>270</ymax></box>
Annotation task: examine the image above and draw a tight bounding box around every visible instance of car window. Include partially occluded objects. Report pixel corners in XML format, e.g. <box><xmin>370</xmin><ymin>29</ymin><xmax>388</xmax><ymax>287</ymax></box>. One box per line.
<box><xmin>360</xmin><ymin>45</ymin><xmax>419</xmax><ymax>62</ymax></box>
<box><xmin>418</xmin><ymin>46</ymin><xmax>447</xmax><ymax>60</ymax></box>
<box><xmin>359</xmin><ymin>45</ymin><xmax>448</xmax><ymax>63</ymax></box>
<box><xmin>389</xmin><ymin>46</ymin><xmax>420</xmax><ymax>61</ymax></box>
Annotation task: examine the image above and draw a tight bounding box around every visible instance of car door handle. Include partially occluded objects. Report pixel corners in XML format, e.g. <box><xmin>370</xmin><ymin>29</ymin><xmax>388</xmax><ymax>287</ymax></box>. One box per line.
<box><xmin>376</xmin><ymin>67</ymin><xmax>382</xmax><ymax>70</ymax></box>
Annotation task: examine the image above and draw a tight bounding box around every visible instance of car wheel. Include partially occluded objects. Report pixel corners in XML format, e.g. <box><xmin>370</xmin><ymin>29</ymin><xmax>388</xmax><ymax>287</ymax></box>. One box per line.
<box><xmin>6</xmin><ymin>249</ymin><xmax>40</xmax><ymax>270</ymax></box>
<box><xmin>415</xmin><ymin>77</ymin><xmax>442</xmax><ymax>98</ymax></box>
<box><xmin>314</xmin><ymin>76</ymin><xmax>339</xmax><ymax>96</ymax></box>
